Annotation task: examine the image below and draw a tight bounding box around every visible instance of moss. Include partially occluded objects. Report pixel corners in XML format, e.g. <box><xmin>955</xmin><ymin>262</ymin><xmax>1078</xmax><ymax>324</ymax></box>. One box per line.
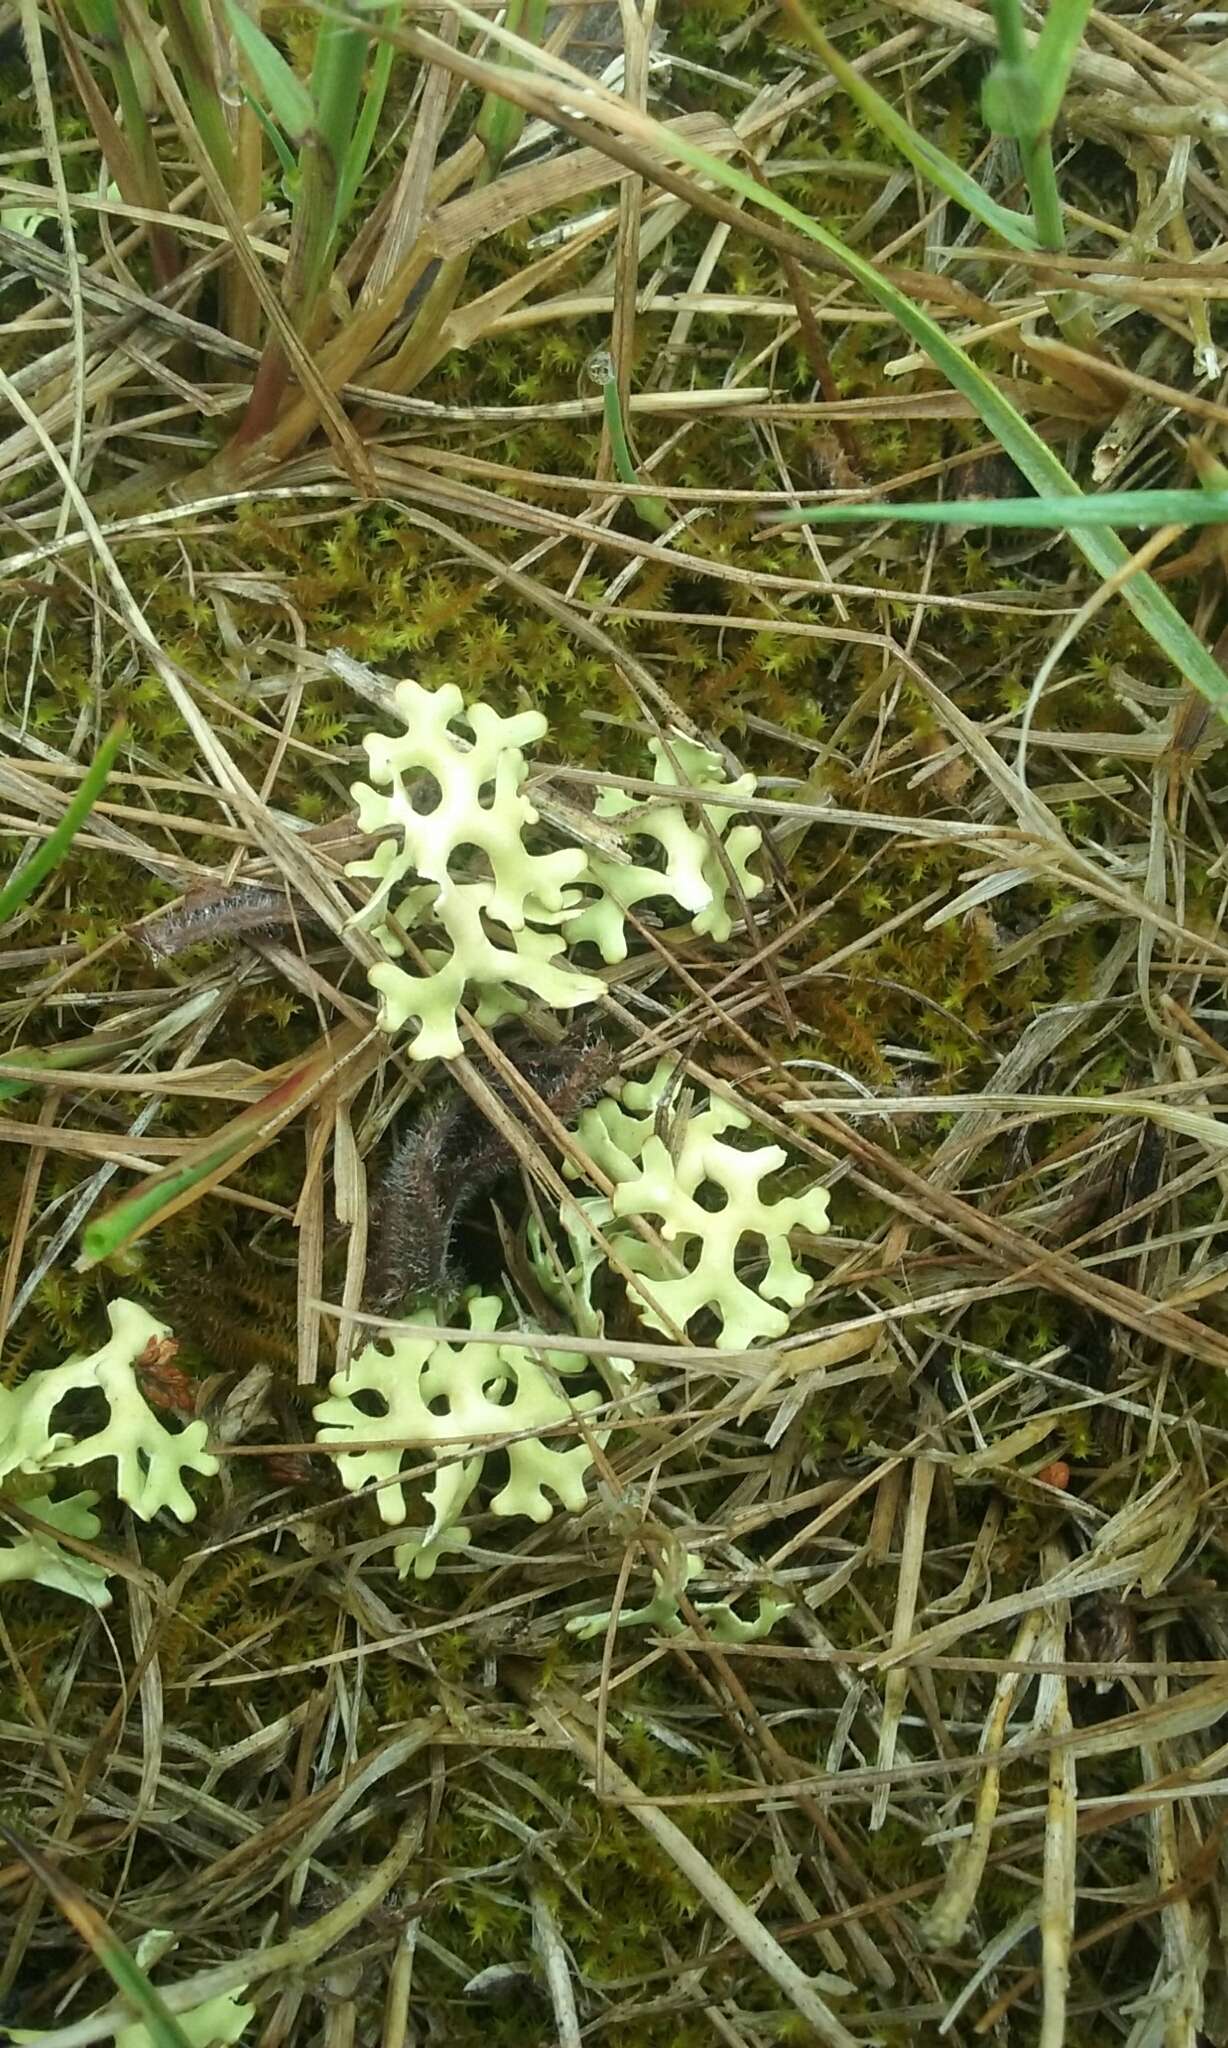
<box><xmin>0</xmin><ymin>4</ymin><xmax>1220</xmax><ymax>2037</ymax></box>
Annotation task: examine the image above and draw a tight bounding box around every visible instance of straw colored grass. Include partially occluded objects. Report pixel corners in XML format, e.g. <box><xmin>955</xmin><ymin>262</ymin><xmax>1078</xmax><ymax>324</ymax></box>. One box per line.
<box><xmin>2</xmin><ymin>0</ymin><xmax>1228</xmax><ymax>2042</ymax></box>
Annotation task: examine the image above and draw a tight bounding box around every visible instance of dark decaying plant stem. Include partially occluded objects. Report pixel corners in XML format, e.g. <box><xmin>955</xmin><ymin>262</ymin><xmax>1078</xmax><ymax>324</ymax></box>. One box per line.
<box><xmin>136</xmin><ymin>885</ymin><xmax>333</xmax><ymax>958</ymax></box>
<box><xmin>363</xmin><ymin>1030</ymin><xmax>614</xmax><ymax>1312</ymax></box>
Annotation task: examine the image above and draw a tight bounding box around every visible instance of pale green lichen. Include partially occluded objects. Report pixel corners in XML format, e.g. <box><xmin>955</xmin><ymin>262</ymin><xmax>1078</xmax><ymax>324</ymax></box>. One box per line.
<box><xmin>527</xmin><ymin>1194</ymin><xmax>612</xmax><ymax>1336</ymax></box>
<box><xmin>115</xmin><ymin>1992</ymin><xmax>253</xmax><ymax>2048</ymax></box>
<box><xmin>11</xmin><ymin>1988</ymin><xmax>254</xmax><ymax>2047</ymax></box>
<box><xmin>366</xmin><ymin>897</ymin><xmax>599</xmax><ymax>1061</ymax></box>
<box><xmin>330</xmin><ymin>704</ymin><xmax>823</xmax><ymax>1574</ymax></box>
<box><xmin>567</xmin><ymin>1549</ymin><xmax>792</xmax><ymax>1642</ymax></box>
<box><xmin>526</xmin><ymin>1195</ymin><xmax>636</xmax><ymax>1386</ymax></box>
<box><xmin>313</xmin><ymin>1293</ymin><xmax>604</xmax><ymax>1577</ymax></box>
<box><xmin>572</xmin><ymin>1062</ymin><xmax>831</xmax><ymax>1349</ymax></box>
<box><xmin>561</xmin><ymin>735</ymin><xmax>764</xmax><ymax>964</ymax></box>
<box><xmin>0</xmin><ymin>1298</ymin><xmax>218</xmax><ymax>1523</ymax></box>
<box><xmin>349</xmin><ymin>685</ymin><xmax>764</xmax><ymax>1057</ymax></box>
<box><xmin>0</xmin><ymin>1488</ymin><xmax>112</xmax><ymax>1607</ymax></box>
<box><xmin>348</xmin><ymin>678</ymin><xmax>602</xmax><ymax>1058</ymax></box>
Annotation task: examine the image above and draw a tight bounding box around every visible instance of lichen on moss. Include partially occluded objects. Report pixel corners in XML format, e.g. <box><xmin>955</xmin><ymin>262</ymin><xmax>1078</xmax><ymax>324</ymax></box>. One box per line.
<box><xmin>0</xmin><ymin>1</ymin><xmax>1224</xmax><ymax>2036</ymax></box>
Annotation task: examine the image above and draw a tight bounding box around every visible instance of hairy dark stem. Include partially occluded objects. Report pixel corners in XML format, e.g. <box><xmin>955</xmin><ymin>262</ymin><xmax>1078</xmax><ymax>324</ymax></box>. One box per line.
<box><xmin>136</xmin><ymin>886</ymin><xmax>333</xmax><ymax>958</ymax></box>
<box><xmin>363</xmin><ymin>1030</ymin><xmax>614</xmax><ymax>1313</ymax></box>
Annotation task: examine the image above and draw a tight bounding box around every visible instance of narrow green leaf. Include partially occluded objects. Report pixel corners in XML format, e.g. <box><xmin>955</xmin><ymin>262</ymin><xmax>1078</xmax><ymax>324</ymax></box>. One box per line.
<box><xmin>336</xmin><ymin>18</ymin><xmax>396</xmax><ymax>226</ymax></box>
<box><xmin>572</xmin><ymin>99</ymin><xmax>1228</xmax><ymax>717</ymax></box>
<box><xmin>312</xmin><ymin>16</ymin><xmax>368</xmax><ymax>172</ymax></box>
<box><xmin>771</xmin><ymin>489</ymin><xmax>1228</xmax><ymax>531</ymax></box>
<box><xmin>987</xmin><ymin>0</ymin><xmax>1029</xmax><ymax>66</ymax></box>
<box><xmin>76</xmin><ymin>1031</ymin><xmax>360</xmax><ymax>1269</ymax></box>
<box><xmin>1031</xmin><ymin>0</ymin><xmax>1097</xmax><ymax>129</ymax></box>
<box><xmin>783</xmin><ymin>1</ymin><xmax>1040</xmax><ymax>252</ymax></box>
<box><xmin>0</xmin><ymin>719</ymin><xmax>126</xmax><ymax>929</ymax></box>
<box><xmin>241</xmin><ymin>87</ymin><xmax>299</xmax><ymax>188</ymax></box>
<box><xmin>163</xmin><ymin>0</ymin><xmax>235</xmax><ymax>191</ymax></box>
<box><xmin>0</xmin><ymin>1032</ymin><xmax>140</xmax><ymax>1104</ymax></box>
<box><xmin>67</xmin><ymin>0</ymin><xmax>120</xmax><ymax>40</ymax></box>
<box><xmin>0</xmin><ymin>1824</ymin><xmax>195</xmax><ymax>2048</ymax></box>
<box><xmin>477</xmin><ymin>0</ymin><xmax>549</xmax><ymax>172</ymax></box>
<box><xmin>221</xmin><ymin>0</ymin><xmax>313</xmax><ymax>143</ymax></box>
<box><xmin>296</xmin><ymin>15</ymin><xmax>370</xmax><ymax>284</ymax></box>
<box><xmin>76</xmin><ymin>1128</ymin><xmax>259</xmax><ymax>1270</ymax></box>
<box><xmin>599</xmin><ymin>365</ymin><xmax>672</xmax><ymax>534</ymax></box>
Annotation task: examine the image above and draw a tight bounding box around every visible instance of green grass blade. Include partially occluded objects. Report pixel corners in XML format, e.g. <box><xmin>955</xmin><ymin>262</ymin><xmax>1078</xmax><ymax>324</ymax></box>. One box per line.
<box><xmin>476</xmin><ymin>0</ymin><xmax>548</xmax><ymax>171</ymax></box>
<box><xmin>298</xmin><ymin>16</ymin><xmax>369</xmax><ymax>293</ymax></box>
<box><xmin>783</xmin><ymin>0</ymin><xmax>1040</xmax><ymax>252</ymax></box>
<box><xmin>982</xmin><ymin>0</ymin><xmax>1044</xmax><ymax>135</ymax></box>
<box><xmin>414</xmin><ymin>2</ymin><xmax>1228</xmax><ymax>710</ymax></box>
<box><xmin>222</xmin><ymin>0</ymin><xmax>313</xmax><ymax>142</ymax></box>
<box><xmin>1031</xmin><ymin>0</ymin><xmax>1097</xmax><ymax>129</ymax></box>
<box><xmin>312</xmin><ymin>16</ymin><xmax>369</xmax><ymax>180</ymax></box>
<box><xmin>647</xmin><ymin>132</ymin><xmax>1228</xmax><ymax>711</ymax></box>
<box><xmin>981</xmin><ymin>0</ymin><xmax>1094</xmax><ymax>163</ymax></box>
<box><xmin>0</xmin><ymin>1824</ymin><xmax>195</xmax><ymax>2048</ymax></box>
<box><xmin>0</xmin><ymin>1032</ymin><xmax>141</xmax><ymax>1104</ymax></box>
<box><xmin>772</xmin><ymin>489</ymin><xmax>1228</xmax><ymax>530</ymax></box>
<box><xmin>160</xmin><ymin>0</ymin><xmax>237</xmax><ymax>194</ymax></box>
<box><xmin>244</xmin><ymin>87</ymin><xmax>299</xmax><ymax>187</ymax></box>
<box><xmin>979</xmin><ymin>0</ymin><xmax>1093</xmax><ymax>331</ymax></box>
<box><xmin>76</xmin><ymin>1125</ymin><xmax>272</xmax><ymax>1270</ymax></box>
<box><xmin>599</xmin><ymin>363</ymin><xmax>671</xmax><ymax>534</ymax></box>
<box><xmin>76</xmin><ymin>1028</ymin><xmax>360</xmax><ymax>1269</ymax></box>
<box><xmin>467</xmin><ymin>61</ymin><xmax>1225</xmax><ymax>714</ymax></box>
<box><xmin>336</xmin><ymin>13</ymin><xmax>396</xmax><ymax>226</ymax></box>
<box><xmin>67</xmin><ymin>0</ymin><xmax>115</xmax><ymax>34</ymax></box>
<box><xmin>0</xmin><ymin>718</ymin><xmax>126</xmax><ymax>929</ymax></box>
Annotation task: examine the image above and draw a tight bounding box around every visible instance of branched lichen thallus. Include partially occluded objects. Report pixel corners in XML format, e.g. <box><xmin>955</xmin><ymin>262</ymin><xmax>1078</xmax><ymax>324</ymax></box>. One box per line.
<box><xmin>362</xmin><ymin>1029</ymin><xmax>614</xmax><ymax>1314</ymax></box>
